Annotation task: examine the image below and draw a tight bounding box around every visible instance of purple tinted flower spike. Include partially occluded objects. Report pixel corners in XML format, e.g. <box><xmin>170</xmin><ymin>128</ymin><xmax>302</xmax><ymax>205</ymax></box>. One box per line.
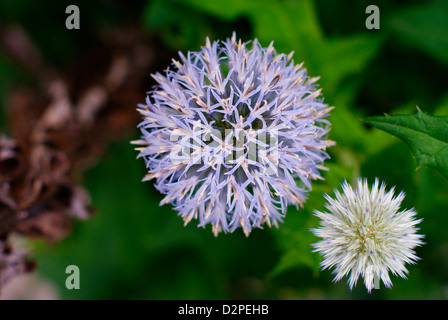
<box><xmin>133</xmin><ymin>33</ymin><xmax>333</xmax><ymax>236</ymax></box>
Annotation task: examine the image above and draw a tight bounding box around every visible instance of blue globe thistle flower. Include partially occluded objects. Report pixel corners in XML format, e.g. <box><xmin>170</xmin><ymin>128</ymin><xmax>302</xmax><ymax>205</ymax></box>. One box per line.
<box><xmin>133</xmin><ymin>33</ymin><xmax>333</xmax><ymax>236</ymax></box>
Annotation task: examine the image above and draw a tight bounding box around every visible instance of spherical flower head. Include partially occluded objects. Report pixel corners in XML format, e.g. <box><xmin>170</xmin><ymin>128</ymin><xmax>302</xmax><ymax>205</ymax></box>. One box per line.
<box><xmin>133</xmin><ymin>33</ymin><xmax>333</xmax><ymax>236</ymax></box>
<box><xmin>312</xmin><ymin>178</ymin><xmax>424</xmax><ymax>292</ymax></box>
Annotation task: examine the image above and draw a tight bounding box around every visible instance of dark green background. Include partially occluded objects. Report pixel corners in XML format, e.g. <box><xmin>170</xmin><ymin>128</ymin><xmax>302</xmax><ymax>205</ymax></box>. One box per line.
<box><xmin>1</xmin><ymin>0</ymin><xmax>447</xmax><ymax>299</ymax></box>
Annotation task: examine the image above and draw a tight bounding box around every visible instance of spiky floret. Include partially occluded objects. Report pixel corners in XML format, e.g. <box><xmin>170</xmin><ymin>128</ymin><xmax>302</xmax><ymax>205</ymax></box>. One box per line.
<box><xmin>133</xmin><ymin>33</ymin><xmax>333</xmax><ymax>236</ymax></box>
<box><xmin>312</xmin><ymin>178</ymin><xmax>424</xmax><ymax>292</ymax></box>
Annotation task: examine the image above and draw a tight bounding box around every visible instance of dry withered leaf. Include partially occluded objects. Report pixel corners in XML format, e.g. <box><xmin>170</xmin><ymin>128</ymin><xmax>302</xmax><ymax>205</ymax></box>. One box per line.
<box><xmin>0</xmin><ymin>24</ymin><xmax>164</xmax><ymax>290</ymax></box>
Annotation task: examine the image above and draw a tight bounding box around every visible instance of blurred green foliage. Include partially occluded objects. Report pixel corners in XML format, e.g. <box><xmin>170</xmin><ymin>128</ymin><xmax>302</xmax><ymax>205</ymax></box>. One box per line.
<box><xmin>1</xmin><ymin>0</ymin><xmax>448</xmax><ymax>299</ymax></box>
<box><xmin>390</xmin><ymin>0</ymin><xmax>448</xmax><ymax>65</ymax></box>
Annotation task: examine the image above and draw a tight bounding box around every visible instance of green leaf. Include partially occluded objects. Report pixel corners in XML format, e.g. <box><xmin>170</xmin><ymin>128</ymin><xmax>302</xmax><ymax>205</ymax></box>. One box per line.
<box><xmin>365</xmin><ymin>108</ymin><xmax>448</xmax><ymax>178</ymax></box>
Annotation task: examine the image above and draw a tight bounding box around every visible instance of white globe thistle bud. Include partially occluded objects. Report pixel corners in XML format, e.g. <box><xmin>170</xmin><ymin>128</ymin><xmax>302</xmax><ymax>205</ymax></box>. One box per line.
<box><xmin>312</xmin><ymin>178</ymin><xmax>424</xmax><ymax>292</ymax></box>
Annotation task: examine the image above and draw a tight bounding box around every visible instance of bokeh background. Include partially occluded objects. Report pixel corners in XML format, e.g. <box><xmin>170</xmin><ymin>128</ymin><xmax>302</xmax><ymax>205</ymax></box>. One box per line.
<box><xmin>0</xmin><ymin>0</ymin><xmax>447</xmax><ymax>299</ymax></box>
